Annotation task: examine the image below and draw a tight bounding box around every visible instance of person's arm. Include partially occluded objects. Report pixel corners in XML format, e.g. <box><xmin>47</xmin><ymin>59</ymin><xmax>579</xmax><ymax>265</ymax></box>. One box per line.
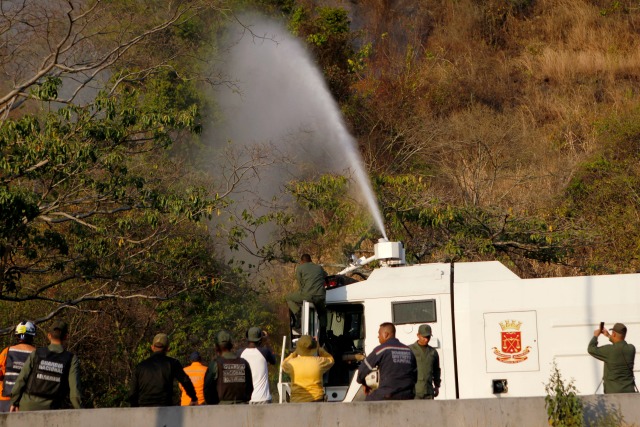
<box><xmin>356</xmin><ymin>350</ymin><xmax>379</xmax><ymax>385</ymax></box>
<box><xmin>244</xmin><ymin>361</ymin><xmax>253</xmax><ymax>401</ymax></box>
<box><xmin>68</xmin><ymin>354</ymin><xmax>82</xmax><ymax>409</ymax></box>
<box><xmin>174</xmin><ymin>360</ymin><xmax>197</xmax><ymax>404</ymax></box>
<box><xmin>0</xmin><ymin>347</ymin><xmax>8</xmax><ymax>381</ymax></box>
<box><xmin>432</xmin><ymin>349</ymin><xmax>441</xmax><ymax>396</ymax></box>
<box><xmin>295</xmin><ymin>266</ymin><xmax>303</xmax><ymax>289</ymax></box>
<box><xmin>281</xmin><ymin>352</ymin><xmax>297</xmax><ymax>374</ymax></box>
<box><xmin>588</xmin><ymin>336</ymin><xmax>613</xmax><ymax>362</ymax></box>
<box><xmin>203</xmin><ymin>362</ymin><xmax>219</xmax><ymax>404</ymax></box>
<box><xmin>128</xmin><ymin>366</ymin><xmax>140</xmax><ymax>407</ymax></box>
<box><xmin>259</xmin><ymin>347</ymin><xmax>277</xmax><ymax>365</ymax></box>
<box><xmin>317</xmin><ymin>347</ymin><xmax>335</xmax><ymax>373</ymax></box>
<box><xmin>410</xmin><ymin>352</ymin><xmax>418</xmax><ymax>384</ymax></box>
<box><xmin>10</xmin><ymin>351</ymin><xmax>35</xmax><ymax>410</ymax></box>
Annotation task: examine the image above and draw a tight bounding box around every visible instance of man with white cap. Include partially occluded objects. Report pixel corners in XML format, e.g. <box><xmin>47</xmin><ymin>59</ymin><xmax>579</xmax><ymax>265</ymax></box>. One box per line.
<box><xmin>588</xmin><ymin>322</ymin><xmax>637</xmax><ymax>393</ymax></box>
<box><xmin>409</xmin><ymin>324</ymin><xmax>441</xmax><ymax>399</ymax></box>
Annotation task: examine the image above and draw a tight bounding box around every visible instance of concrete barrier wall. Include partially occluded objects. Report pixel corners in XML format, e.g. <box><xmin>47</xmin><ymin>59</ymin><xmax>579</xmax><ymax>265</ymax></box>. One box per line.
<box><xmin>1</xmin><ymin>395</ymin><xmax>639</xmax><ymax>427</ymax></box>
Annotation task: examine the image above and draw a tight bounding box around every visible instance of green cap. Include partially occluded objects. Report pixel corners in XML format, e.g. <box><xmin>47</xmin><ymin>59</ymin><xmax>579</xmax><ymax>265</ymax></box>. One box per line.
<box><xmin>247</xmin><ymin>327</ymin><xmax>263</xmax><ymax>343</ymax></box>
<box><xmin>217</xmin><ymin>330</ymin><xmax>232</xmax><ymax>345</ymax></box>
<box><xmin>418</xmin><ymin>324</ymin><xmax>432</xmax><ymax>337</ymax></box>
<box><xmin>153</xmin><ymin>333</ymin><xmax>169</xmax><ymax>348</ymax></box>
<box><xmin>610</xmin><ymin>323</ymin><xmax>628</xmax><ymax>335</ymax></box>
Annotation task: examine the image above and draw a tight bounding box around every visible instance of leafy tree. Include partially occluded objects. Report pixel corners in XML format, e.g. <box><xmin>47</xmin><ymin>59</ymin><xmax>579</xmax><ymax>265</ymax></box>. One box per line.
<box><xmin>288</xmin><ymin>5</ymin><xmax>366</xmax><ymax>102</ymax></box>
<box><xmin>253</xmin><ymin>173</ymin><xmax>586</xmax><ymax>278</ymax></box>
<box><xmin>0</xmin><ymin>0</ymin><xmax>230</xmax><ymax>331</ymax></box>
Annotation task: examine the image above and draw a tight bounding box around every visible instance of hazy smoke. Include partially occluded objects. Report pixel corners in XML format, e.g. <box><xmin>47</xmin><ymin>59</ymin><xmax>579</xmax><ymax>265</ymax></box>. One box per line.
<box><xmin>204</xmin><ymin>13</ymin><xmax>387</xmax><ymax>264</ymax></box>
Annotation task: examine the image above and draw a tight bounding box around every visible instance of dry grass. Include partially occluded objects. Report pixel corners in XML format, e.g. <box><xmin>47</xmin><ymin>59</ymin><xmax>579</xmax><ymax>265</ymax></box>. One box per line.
<box><xmin>352</xmin><ymin>0</ymin><xmax>640</xmax><ymax>217</ymax></box>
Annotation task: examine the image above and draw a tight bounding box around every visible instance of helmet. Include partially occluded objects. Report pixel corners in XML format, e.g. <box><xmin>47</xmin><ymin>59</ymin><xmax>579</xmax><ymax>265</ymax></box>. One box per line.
<box><xmin>15</xmin><ymin>321</ymin><xmax>36</xmax><ymax>339</ymax></box>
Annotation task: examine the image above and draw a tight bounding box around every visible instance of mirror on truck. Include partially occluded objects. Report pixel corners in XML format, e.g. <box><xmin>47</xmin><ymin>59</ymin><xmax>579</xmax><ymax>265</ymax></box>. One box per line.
<box><xmin>492</xmin><ymin>379</ymin><xmax>508</xmax><ymax>394</ymax></box>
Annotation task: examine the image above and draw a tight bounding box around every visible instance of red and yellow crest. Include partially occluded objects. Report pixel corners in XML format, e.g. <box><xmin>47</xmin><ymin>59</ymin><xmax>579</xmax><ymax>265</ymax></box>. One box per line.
<box><xmin>492</xmin><ymin>320</ymin><xmax>531</xmax><ymax>364</ymax></box>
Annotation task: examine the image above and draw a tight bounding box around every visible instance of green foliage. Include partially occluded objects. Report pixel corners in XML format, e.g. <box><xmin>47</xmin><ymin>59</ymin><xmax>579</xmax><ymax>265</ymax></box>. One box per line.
<box><xmin>0</xmin><ymin>65</ymin><xmax>218</xmax><ymax>306</ymax></box>
<box><xmin>559</xmin><ymin>111</ymin><xmax>640</xmax><ymax>273</ymax></box>
<box><xmin>306</xmin><ymin>7</ymin><xmax>350</xmax><ymax>47</ymax></box>
<box><xmin>286</xmin><ymin>5</ymin><xmax>363</xmax><ymax>102</ymax></box>
<box><xmin>375</xmin><ymin>174</ymin><xmax>575</xmax><ymax>266</ymax></box>
<box><xmin>30</xmin><ymin>76</ymin><xmax>63</xmax><ymax>101</ymax></box>
<box><xmin>544</xmin><ymin>362</ymin><xmax>584</xmax><ymax>427</ymax></box>
<box><xmin>599</xmin><ymin>1</ymin><xmax>626</xmax><ymax>17</ymax></box>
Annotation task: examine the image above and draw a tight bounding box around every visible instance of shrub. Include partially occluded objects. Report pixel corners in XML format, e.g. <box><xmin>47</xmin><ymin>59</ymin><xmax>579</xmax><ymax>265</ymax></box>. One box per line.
<box><xmin>545</xmin><ymin>361</ymin><xmax>584</xmax><ymax>427</ymax></box>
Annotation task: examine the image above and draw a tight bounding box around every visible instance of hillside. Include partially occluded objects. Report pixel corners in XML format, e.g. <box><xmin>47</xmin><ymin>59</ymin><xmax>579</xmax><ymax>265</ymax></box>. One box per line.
<box><xmin>258</xmin><ymin>0</ymin><xmax>640</xmax><ymax>277</ymax></box>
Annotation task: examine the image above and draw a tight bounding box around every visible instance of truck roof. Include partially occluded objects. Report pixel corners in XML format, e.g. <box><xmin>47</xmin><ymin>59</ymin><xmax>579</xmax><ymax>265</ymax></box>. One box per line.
<box><xmin>327</xmin><ymin>261</ymin><xmax>520</xmax><ymax>303</ymax></box>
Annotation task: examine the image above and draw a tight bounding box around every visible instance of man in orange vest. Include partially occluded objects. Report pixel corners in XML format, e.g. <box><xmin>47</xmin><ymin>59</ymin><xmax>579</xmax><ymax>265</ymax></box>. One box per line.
<box><xmin>180</xmin><ymin>352</ymin><xmax>207</xmax><ymax>405</ymax></box>
<box><xmin>0</xmin><ymin>322</ymin><xmax>37</xmax><ymax>412</ymax></box>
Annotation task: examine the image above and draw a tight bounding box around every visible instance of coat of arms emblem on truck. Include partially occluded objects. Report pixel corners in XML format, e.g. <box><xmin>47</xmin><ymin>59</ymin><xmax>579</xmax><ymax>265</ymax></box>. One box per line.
<box><xmin>493</xmin><ymin>320</ymin><xmax>531</xmax><ymax>364</ymax></box>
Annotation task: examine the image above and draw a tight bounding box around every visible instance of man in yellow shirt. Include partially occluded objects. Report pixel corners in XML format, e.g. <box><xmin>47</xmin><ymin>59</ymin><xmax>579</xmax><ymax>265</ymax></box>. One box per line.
<box><xmin>180</xmin><ymin>352</ymin><xmax>207</xmax><ymax>405</ymax></box>
<box><xmin>282</xmin><ymin>335</ymin><xmax>334</xmax><ymax>402</ymax></box>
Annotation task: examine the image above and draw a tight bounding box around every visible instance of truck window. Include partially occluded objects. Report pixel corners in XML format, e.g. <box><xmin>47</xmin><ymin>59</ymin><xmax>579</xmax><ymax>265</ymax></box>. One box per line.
<box><xmin>324</xmin><ymin>304</ymin><xmax>365</xmax><ymax>387</ymax></box>
<box><xmin>392</xmin><ymin>300</ymin><xmax>437</xmax><ymax>324</ymax></box>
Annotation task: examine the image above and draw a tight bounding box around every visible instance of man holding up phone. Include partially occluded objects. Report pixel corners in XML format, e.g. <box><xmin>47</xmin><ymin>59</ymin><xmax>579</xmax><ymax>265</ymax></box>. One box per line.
<box><xmin>588</xmin><ymin>322</ymin><xmax>637</xmax><ymax>394</ymax></box>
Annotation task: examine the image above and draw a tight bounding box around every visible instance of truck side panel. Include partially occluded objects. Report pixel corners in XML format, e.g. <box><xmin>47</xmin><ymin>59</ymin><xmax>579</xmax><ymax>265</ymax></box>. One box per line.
<box><xmin>453</xmin><ymin>268</ymin><xmax>640</xmax><ymax>398</ymax></box>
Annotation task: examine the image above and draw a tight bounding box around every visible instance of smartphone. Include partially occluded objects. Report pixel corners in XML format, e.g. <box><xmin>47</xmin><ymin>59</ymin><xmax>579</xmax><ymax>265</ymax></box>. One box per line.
<box><xmin>600</xmin><ymin>322</ymin><xmax>605</xmax><ymax>332</ymax></box>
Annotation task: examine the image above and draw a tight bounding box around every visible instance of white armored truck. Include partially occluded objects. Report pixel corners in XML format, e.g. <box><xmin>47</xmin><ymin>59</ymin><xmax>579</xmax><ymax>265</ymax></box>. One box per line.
<box><xmin>281</xmin><ymin>240</ymin><xmax>639</xmax><ymax>402</ymax></box>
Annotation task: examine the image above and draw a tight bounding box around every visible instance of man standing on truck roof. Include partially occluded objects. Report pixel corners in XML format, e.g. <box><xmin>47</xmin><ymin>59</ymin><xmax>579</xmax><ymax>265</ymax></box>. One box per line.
<box><xmin>286</xmin><ymin>254</ymin><xmax>328</xmax><ymax>337</ymax></box>
<box><xmin>357</xmin><ymin>322</ymin><xmax>417</xmax><ymax>401</ymax></box>
<box><xmin>588</xmin><ymin>322</ymin><xmax>637</xmax><ymax>394</ymax></box>
<box><xmin>409</xmin><ymin>324</ymin><xmax>441</xmax><ymax>399</ymax></box>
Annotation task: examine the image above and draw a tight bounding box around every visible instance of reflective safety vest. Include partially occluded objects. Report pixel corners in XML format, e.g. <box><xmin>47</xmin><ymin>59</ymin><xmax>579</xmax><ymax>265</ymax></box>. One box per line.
<box><xmin>216</xmin><ymin>357</ymin><xmax>250</xmax><ymax>403</ymax></box>
<box><xmin>2</xmin><ymin>346</ymin><xmax>35</xmax><ymax>397</ymax></box>
<box><xmin>26</xmin><ymin>347</ymin><xmax>73</xmax><ymax>399</ymax></box>
<box><xmin>180</xmin><ymin>362</ymin><xmax>207</xmax><ymax>405</ymax></box>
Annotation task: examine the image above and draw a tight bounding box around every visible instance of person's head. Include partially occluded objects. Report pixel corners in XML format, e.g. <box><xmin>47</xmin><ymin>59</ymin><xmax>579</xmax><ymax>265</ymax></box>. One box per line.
<box><xmin>14</xmin><ymin>321</ymin><xmax>36</xmax><ymax>345</ymax></box>
<box><xmin>609</xmin><ymin>323</ymin><xmax>628</xmax><ymax>343</ymax></box>
<box><xmin>378</xmin><ymin>322</ymin><xmax>396</xmax><ymax>344</ymax></box>
<box><xmin>216</xmin><ymin>330</ymin><xmax>233</xmax><ymax>352</ymax></box>
<box><xmin>151</xmin><ymin>333</ymin><xmax>170</xmax><ymax>353</ymax></box>
<box><xmin>48</xmin><ymin>321</ymin><xmax>69</xmax><ymax>344</ymax></box>
<box><xmin>300</xmin><ymin>254</ymin><xmax>312</xmax><ymax>264</ymax></box>
<box><xmin>246</xmin><ymin>327</ymin><xmax>263</xmax><ymax>347</ymax></box>
<box><xmin>295</xmin><ymin>335</ymin><xmax>318</xmax><ymax>356</ymax></box>
<box><xmin>417</xmin><ymin>324</ymin><xmax>432</xmax><ymax>346</ymax></box>
<box><xmin>189</xmin><ymin>351</ymin><xmax>202</xmax><ymax>363</ymax></box>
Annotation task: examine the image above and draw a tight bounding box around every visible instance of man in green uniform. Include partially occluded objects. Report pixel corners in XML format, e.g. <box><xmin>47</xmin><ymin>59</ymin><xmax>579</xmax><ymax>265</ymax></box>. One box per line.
<box><xmin>9</xmin><ymin>321</ymin><xmax>82</xmax><ymax>411</ymax></box>
<box><xmin>409</xmin><ymin>324</ymin><xmax>441</xmax><ymax>399</ymax></box>
<box><xmin>203</xmin><ymin>330</ymin><xmax>253</xmax><ymax>404</ymax></box>
<box><xmin>286</xmin><ymin>254</ymin><xmax>328</xmax><ymax>335</ymax></box>
<box><xmin>588</xmin><ymin>322</ymin><xmax>637</xmax><ymax>394</ymax></box>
